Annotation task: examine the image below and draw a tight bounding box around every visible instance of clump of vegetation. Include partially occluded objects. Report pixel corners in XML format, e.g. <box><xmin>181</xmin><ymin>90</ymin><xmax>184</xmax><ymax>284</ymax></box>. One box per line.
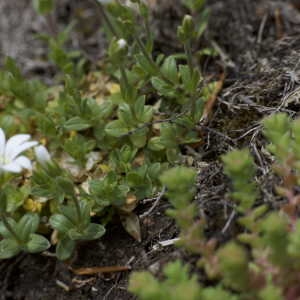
<box><xmin>130</xmin><ymin>113</ymin><xmax>300</xmax><ymax>300</ymax></box>
<box><xmin>0</xmin><ymin>0</ymin><xmax>215</xmax><ymax>261</ymax></box>
<box><xmin>6</xmin><ymin>0</ymin><xmax>300</xmax><ymax>298</ymax></box>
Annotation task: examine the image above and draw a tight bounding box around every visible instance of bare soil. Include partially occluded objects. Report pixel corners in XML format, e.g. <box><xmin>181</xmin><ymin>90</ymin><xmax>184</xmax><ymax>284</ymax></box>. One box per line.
<box><xmin>1</xmin><ymin>0</ymin><xmax>300</xmax><ymax>299</ymax></box>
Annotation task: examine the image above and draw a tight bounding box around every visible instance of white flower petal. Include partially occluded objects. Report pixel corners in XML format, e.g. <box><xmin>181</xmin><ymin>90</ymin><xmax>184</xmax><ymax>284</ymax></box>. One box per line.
<box><xmin>2</xmin><ymin>162</ymin><xmax>22</xmax><ymax>173</ymax></box>
<box><xmin>5</xmin><ymin>134</ymin><xmax>31</xmax><ymax>159</ymax></box>
<box><xmin>8</xmin><ymin>141</ymin><xmax>38</xmax><ymax>160</ymax></box>
<box><xmin>34</xmin><ymin>145</ymin><xmax>51</xmax><ymax>165</ymax></box>
<box><xmin>14</xmin><ymin>156</ymin><xmax>32</xmax><ymax>170</ymax></box>
<box><xmin>0</xmin><ymin>129</ymin><xmax>6</xmax><ymax>157</ymax></box>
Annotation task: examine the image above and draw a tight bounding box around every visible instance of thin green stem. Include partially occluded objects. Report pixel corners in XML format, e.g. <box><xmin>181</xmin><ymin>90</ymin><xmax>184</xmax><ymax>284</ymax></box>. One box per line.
<box><xmin>120</xmin><ymin>65</ymin><xmax>129</xmax><ymax>90</ymax></box>
<box><xmin>135</xmin><ymin>36</ymin><xmax>173</xmax><ymax>85</ymax></box>
<box><xmin>184</xmin><ymin>41</ymin><xmax>198</xmax><ymax>120</ymax></box>
<box><xmin>120</xmin><ymin>65</ymin><xmax>137</xmax><ymax>119</ymax></box>
<box><xmin>144</xmin><ymin>17</ymin><xmax>153</xmax><ymax>49</ymax></box>
<box><xmin>1</xmin><ymin>214</ymin><xmax>22</xmax><ymax>244</ymax></box>
<box><xmin>94</xmin><ymin>0</ymin><xmax>120</xmax><ymax>38</ymax></box>
<box><xmin>95</xmin><ymin>0</ymin><xmax>174</xmax><ymax>88</ymax></box>
<box><xmin>184</xmin><ymin>41</ymin><xmax>194</xmax><ymax>77</ymax></box>
<box><xmin>72</xmin><ymin>197</ymin><xmax>81</xmax><ymax>223</ymax></box>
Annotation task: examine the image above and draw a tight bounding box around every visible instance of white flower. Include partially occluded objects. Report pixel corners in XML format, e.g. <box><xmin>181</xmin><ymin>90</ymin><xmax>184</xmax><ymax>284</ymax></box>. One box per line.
<box><xmin>34</xmin><ymin>145</ymin><xmax>51</xmax><ymax>166</ymax></box>
<box><xmin>0</xmin><ymin>129</ymin><xmax>38</xmax><ymax>173</ymax></box>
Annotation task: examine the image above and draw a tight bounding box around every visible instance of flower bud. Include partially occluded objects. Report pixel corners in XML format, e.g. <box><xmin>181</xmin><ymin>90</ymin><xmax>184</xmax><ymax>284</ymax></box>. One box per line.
<box><xmin>108</xmin><ymin>38</ymin><xmax>128</xmax><ymax>64</ymax></box>
<box><xmin>177</xmin><ymin>15</ymin><xmax>195</xmax><ymax>43</ymax></box>
<box><xmin>117</xmin><ymin>39</ymin><xmax>127</xmax><ymax>49</ymax></box>
<box><xmin>35</xmin><ymin>145</ymin><xmax>51</xmax><ymax>166</ymax></box>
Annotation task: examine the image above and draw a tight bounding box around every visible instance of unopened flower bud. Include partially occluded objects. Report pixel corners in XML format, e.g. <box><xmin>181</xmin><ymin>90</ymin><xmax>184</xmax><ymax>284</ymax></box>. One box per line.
<box><xmin>35</xmin><ymin>145</ymin><xmax>51</xmax><ymax>166</ymax></box>
<box><xmin>117</xmin><ymin>39</ymin><xmax>127</xmax><ymax>49</ymax></box>
<box><xmin>177</xmin><ymin>15</ymin><xmax>195</xmax><ymax>43</ymax></box>
<box><xmin>108</xmin><ymin>38</ymin><xmax>128</xmax><ymax>64</ymax></box>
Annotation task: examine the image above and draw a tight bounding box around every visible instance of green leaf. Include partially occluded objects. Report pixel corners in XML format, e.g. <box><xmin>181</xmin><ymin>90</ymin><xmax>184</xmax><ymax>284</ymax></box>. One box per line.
<box><xmin>26</xmin><ymin>234</ymin><xmax>50</xmax><ymax>253</ymax></box>
<box><xmin>151</xmin><ymin>77</ymin><xmax>175</xmax><ymax>98</ymax></box>
<box><xmin>140</xmin><ymin>105</ymin><xmax>153</xmax><ymax>123</ymax></box>
<box><xmin>56</xmin><ymin>177</ymin><xmax>75</xmax><ymax>199</ymax></box>
<box><xmin>6</xmin><ymin>184</ymin><xmax>30</xmax><ymax>213</ymax></box>
<box><xmin>105</xmin><ymin>120</ymin><xmax>129</xmax><ymax>137</ymax></box>
<box><xmin>49</xmin><ymin>214</ymin><xmax>74</xmax><ymax>234</ymax></box>
<box><xmin>79</xmin><ymin>201</ymin><xmax>91</xmax><ymax>228</ymax></box>
<box><xmin>263</xmin><ymin>113</ymin><xmax>290</xmax><ymax>145</ymax></box>
<box><xmin>179</xmin><ymin>65</ymin><xmax>200</xmax><ymax>93</ymax></box>
<box><xmin>67</xmin><ymin>228</ymin><xmax>83</xmax><ymax>240</ymax></box>
<box><xmin>135</xmin><ymin>53</ymin><xmax>157</xmax><ymax>76</ymax></box>
<box><xmin>80</xmin><ymin>223</ymin><xmax>106</xmax><ymax>240</ymax></box>
<box><xmin>127</xmin><ymin>172</ymin><xmax>144</xmax><ymax>186</ymax></box>
<box><xmin>148</xmin><ymin>137</ymin><xmax>165</xmax><ymax>151</ymax></box>
<box><xmin>59</xmin><ymin>205</ymin><xmax>78</xmax><ymax>224</ymax></box>
<box><xmin>130</xmin><ymin>128</ymin><xmax>148</xmax><ymax>148</ymax></box>
<box><xmin>56</xmin><ymin>237</ymin><xmax>76</xmax><ymax>260</ymax></box>
<box><xmin>134</xmin><ymin>96</ymin><xmax>146</xmax><ymax>120</ymax></box>
<box><xmin>217</xmin><ymin>242</ymin><xmax>250</xmax><ymax>291</ymax></box>
<box><xmin>160</xmin><ymin>166</ymin><xmax>196</xmax><ymax>205</ymax></box>
<box><xmin>222</xmin><ymin>149</ymin><xmax>257</xmax><ymax>212</ymax></box>
<box><xmin>161</xmin><ymin>56</ymin><xmax>178</xmax><ymax>83</ymax></box>
<box><xmin>118</xmin><ymin>103</ymin><xmax>134</xmax><ymax>125</ymax></box>
<box><xmin>0</xmin><ymin>218</ymin><xmax>17</xmax><ymax>239</ymax></box>
<box><xmin>134</xmin><ymin>97</ymin><xmax>153</xmax><ymax>123</ymax></box>
<box><xmin>63</xmin><ymin>117</ymin><xmax>91</xmax><ymax>131</ymax></box>
<box><xmin>16</xmin><ymin>213</ymin><xmax>40</xmax><ymax>241</ymax></box>
<box><xmin>0</xmin><ymin>238</ymin><xmax>21</xmax><ymax>259</ymax></box>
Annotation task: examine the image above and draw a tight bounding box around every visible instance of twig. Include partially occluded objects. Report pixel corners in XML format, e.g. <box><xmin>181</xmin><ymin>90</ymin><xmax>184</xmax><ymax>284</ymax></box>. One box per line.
<box><xmin>152</xmin><ymin>237</ymin><xmax>180</xmax><ymax>251</ymax></box>
<box><xmin>210</xmin><ymin>40</ymin><xmax>236</xmax><ymax>69</ymax></box>
<box><xmin>140</xmin><ymin>186</ymin><xmax>166</xmax><ymax>219</ymax></box>
<box><xmin>221</xmin><ymin>210</ymin><xmax>236</xmax><ymax>235</ymax></box>
<box><xmin>274</xmin><ymin>7</ymin><xmax>284</xmax><ymax>39</ymax></box>
<box><xmin>56</xmin><ymin>279</ymin><xmax>70</xmax><ymax>292</ymax></box>
<box><xmin>197</xmin><ymin>125</ymin><xmax>236</xmax><ymax>143</ymax></box>
<box><xmin>234</xmin><ymin>124</ymin><xmax>262</xmax><ymax>142</ymax></box>
<box><xmin>119</xmin><ymin>113</ymin><xmax>185</xmax><ymax>138</ymax></box>
<box><xmin>92</xmin><ymin>0</ymin><xmax>120</xmax><ymax>38</ymax></box>
<box><xmin>70</xmin><ymin>265</ymin><xmax>131</xmax><ymax>275</ymax></box>
<box><xmin>257</xmin><ymin>13</ymin><xmax>268</xmax><ymax>45</ymax></box>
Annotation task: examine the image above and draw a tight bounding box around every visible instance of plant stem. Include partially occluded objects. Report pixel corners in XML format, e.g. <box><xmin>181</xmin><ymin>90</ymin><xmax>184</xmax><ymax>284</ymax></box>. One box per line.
<box><xmin>1</xmin><ymin>214</ymin><xmax>22</xmax><ymax>244</ymax></box>
<box><xmin>72</xmin><ymin>197</ymin><xmax>81</xmax><ymax>223</ymax></box>
<box><xmin>184</xmin><ymin>41</ymin><xmax>198</xmax><ymax>120</ymax></box>
<box><xmin>120</xmin><ymin>65</ymin><xmax>129</xmax><ymax>91</ymax></box>
<box><xmin>95</xmin><ymin>0</ymin><xmax>174</xmax><ymax>88</ymax></box>
<box><xmin>184</xmin><ymin>41</ymin><xmax>194</xmax><ymax>77</ymax></box>
<box><xmin>144</xmin><ymin>16</ymin><xmax>153</xmax><ymax>50</ymax></box>
<box><xmin>120</xmin><ymin>65</ymin><xmax>138</xmax><ymax>120</ymax></box>
<box><xmin>134</xmin><ymin>36</ymin><xmax>173</xmax><ymax>85</ymax></box>
<box><xmin>94</xmin><ymin>1</ymin><xmax>120</xmax><ymax>38</ymax></box>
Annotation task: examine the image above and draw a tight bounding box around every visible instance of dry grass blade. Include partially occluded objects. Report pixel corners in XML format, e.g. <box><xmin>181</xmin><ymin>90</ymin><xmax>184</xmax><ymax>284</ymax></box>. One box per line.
<box><xmin>70</xmin><ymin>265</ymin><xmax>131</xmax><ymax>275</ymax></box>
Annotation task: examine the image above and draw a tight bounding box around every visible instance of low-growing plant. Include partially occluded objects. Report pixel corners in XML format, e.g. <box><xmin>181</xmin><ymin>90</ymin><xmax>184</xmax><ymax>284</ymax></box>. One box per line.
<box><xmin>0</xmin><ymin>0</ymin><xmax>213</xmax><ymax>261</ymax></box>
<box><xmin>130</xmin><ymin>113</ymin><xmax>300</xmax><ymax>300</ymax></box>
